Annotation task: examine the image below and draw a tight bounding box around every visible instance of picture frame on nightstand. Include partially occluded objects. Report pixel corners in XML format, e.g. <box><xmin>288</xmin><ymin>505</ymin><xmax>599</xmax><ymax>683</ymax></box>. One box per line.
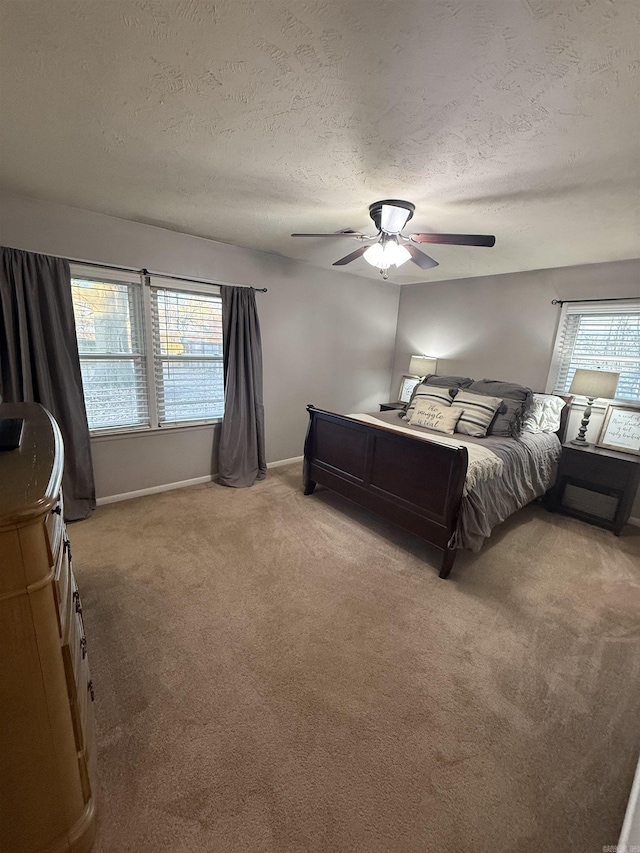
<box><xmin>397</xmin><ymin>374</ymin><xmax>420</xmax><ymax>404</ymax></box>
<box><xmin>596</xmin><ymin>405</ymin><xmax>640</xmax><ymax>455</ymax></box>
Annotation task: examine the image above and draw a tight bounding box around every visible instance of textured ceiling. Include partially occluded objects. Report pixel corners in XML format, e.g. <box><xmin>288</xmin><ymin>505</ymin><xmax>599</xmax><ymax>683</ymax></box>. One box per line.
<box><xmin>1</xmin><ymin>0</ymin><xmax>639</xmax><ymax>284</ymax></box>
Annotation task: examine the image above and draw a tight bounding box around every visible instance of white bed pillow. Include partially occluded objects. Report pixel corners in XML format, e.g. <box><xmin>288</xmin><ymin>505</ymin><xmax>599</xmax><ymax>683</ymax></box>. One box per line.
<box><xmin>409</xmin><ymin>399</ymin><xmax>462</xmax><ymax>434</ymax></box>
<box><xmin>522</xmin><ymin>394</ymin><xmax>566</xmax><ymax>433</ymax></box>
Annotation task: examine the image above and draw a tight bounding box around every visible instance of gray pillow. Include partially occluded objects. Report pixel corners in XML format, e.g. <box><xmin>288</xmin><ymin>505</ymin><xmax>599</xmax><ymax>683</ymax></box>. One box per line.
<box><xmin>468</xmin><ymin>379</ymin><xmax>533</xmax><ymax>437</ymax></box>
<box><xmin>423</xmin><ymin>374</ymin><xmax>474</xmax><ymax>389</ymax></box>
<box><xmin>468</xmin><ymin>379</ymin><xmax>532</xmax><ymax>403</ymax></box>
<box><xmin>486</xmin><ymin>398</ymin><xmax>527</xmax><ymax>437</ymax></box>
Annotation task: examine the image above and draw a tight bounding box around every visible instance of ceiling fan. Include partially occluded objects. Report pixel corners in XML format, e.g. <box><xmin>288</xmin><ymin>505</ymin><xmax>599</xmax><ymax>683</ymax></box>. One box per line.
<box><xmin>291</xmin><ymin>199</ymin><xmax>496</xmax><ymax>279</ymax></box>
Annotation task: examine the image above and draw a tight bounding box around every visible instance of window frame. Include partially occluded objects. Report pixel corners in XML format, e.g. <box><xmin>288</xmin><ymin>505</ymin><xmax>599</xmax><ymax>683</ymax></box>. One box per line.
<box><xmin>148</xmin><ymin>276</ymin><xmax>224</xmax><ymax>429</ymax></box>
<box><xmin>71</xmin><ymin>264</ymin><xmax>224</xmax><ymax>436</ymax></box>
<box><xmin>546</xmin><ymin>299</ymin><xmax>640</xmax><ymax>408</ymax></box>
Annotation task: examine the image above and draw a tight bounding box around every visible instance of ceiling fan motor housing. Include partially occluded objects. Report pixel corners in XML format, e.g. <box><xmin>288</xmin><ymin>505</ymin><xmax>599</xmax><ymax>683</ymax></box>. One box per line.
<box><xmin>369</xmin><ymin>199</ymin><xmax>415</xmax><ymax>233</ymax></box>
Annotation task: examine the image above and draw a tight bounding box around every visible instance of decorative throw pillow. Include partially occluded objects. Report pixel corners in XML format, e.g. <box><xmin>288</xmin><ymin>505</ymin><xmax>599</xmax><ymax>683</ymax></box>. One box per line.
<box><xmin>409</xmin><ymin>399</ymin><xmax>462</xmax><ymax>434</ymax></box>
<box><xmin>468</xmin><ymin>379</ymin><xmax>534</xmax><ymax>437</ymax></box>
<box><xmin>402</xmin><ymin>383</ymin><xmax>453</xmax><ymax>421</ymax></box>
<box><xmin>484</xmin><ymin>398</ymin><xmax>525</xmax><ymax>437</ymax></box>
<box><xmin>522</xmin><ymin>394</ymin><xmax>566</xmax><ymax>433</ymax></box>
<box><xmin>451</xmin><ymin>390</ymin><xmax>503</xmax><ymax>437</ymax></box>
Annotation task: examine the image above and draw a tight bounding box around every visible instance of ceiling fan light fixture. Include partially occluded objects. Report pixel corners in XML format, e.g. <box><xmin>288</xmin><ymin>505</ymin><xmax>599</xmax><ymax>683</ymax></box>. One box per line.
<box><xmin>363</xmin><ymin>242</ymin><xmax>388</xmax><ymax>269</ymax></box>
<box><xmin>388</xmin><ymin>241</ymin><xmax>411</xmax><ymax>267</ymax></box>
<box><xmin>292</xmin><ymin>199</ymin><xmax>494</xmax><ymax>277</ymax></box>
<box><xmin>364</xmin><ymin>239</ymin><xmax>410</xmax><ymax>271</ymax></box>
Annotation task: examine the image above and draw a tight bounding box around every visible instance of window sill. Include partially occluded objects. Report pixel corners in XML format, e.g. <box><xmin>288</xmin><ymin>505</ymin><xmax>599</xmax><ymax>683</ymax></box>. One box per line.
<box><xmin>90</xmin><ymin>419</ymin><xmax>222</xmax><ymax>442</ymax></box>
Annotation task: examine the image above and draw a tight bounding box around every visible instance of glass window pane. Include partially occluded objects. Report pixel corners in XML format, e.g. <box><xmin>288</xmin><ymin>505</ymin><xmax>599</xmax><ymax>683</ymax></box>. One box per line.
<box><xmin>79</xmin><ymin>358</ymin><xmax>148</xmax><ymax>430</ymax></box>
<box><xmin>158</xmin><ymin>360</ymin><xmax>225</xmax><ymax>423</ymax></box>
<box><xmin>154</xmin><ymin>289</ymin><xmax>222</xmax><ymax>357</ymax></box>
<box><xmin>72</xmin><ymin>273</ymin><xmax>149</xmax><ymax>431</ymax></box>
<box><xmin>555</xmin><ymin>309</ymin><xmax>640</xmax><ymax>401</ymax></box>
<box><xmin>72</xmin><ymin>279</ymin><xmax>143</xmax><ymax>355</ymax></box>
<box><xmin>152</xmin><ymin>287</ymin><xmax>224</xmax><ymax>424</ymax></box>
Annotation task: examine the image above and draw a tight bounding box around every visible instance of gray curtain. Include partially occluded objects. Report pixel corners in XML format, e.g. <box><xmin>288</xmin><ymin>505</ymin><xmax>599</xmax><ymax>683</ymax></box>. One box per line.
<box><xmin>0</xmin><ymin>247</ymin><xmax>96</xmax><ymax>520</ymax></box>
<box><xmin>218</xmin><ymin>285</ymin><xmax>266</xmax><ymax>487</ymax></box>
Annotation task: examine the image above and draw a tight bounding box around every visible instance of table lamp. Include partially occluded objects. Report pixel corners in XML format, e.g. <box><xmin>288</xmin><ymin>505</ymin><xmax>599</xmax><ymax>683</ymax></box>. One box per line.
<box><xmin>409</xmin><ymin>355</ymin><xmax>437</xmax><ymax>379</ymax></box>
<box><xmin>568</xmin><ymin>368</ymin><xmax>619</xmax><ymax>446</ymax></box>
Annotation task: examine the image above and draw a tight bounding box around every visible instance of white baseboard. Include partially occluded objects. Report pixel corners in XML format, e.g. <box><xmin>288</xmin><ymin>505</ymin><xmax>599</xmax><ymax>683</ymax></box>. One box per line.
<box><xmin>96</xmin><ymin>475</ymin><xmax>214</xmax><ymax>506</ymax></box>
<box><xmin>96</xmin><ymin>456</ymin><xmax>303</xmax><ymax>505</ymax></box>
<box><xmin>267</xmin><ymin>455</ymin><xmax>303</xmax><ymax>469</ymax></box>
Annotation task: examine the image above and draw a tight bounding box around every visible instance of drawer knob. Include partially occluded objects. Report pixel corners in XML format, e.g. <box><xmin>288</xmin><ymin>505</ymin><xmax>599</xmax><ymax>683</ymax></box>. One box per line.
<box><xmin>88</xmin><ymin>680</ymin><xmax>95</xmax><ymax>702</ymax></box>
<box><xmin>80</xmin><ymin>637</ymin><xmax>87</xmax><ymax>659</ymax></box>
<box><xmin>73</xmin><ymin>590</ymin><xmax>82</xmax><ymax>614</ymax></box>
<box><xmin>52</xmin><ymin>506</ymin><xmax>62</xmax><ymax>516</ymax></box>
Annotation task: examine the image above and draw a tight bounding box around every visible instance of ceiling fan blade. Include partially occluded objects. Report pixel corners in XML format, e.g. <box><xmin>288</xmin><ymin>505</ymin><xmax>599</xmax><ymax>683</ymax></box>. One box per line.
<box><xmin>405</xmin><ymin>244</ymin><xmax>439</xmax><ymax>270</ymax></box>
<box><xmin>291</xmin><ymin>230</ymin><xmax>364</xmax><ymax>238</ymax></box>
<box><xmin>332</xmin><ymin>246</ymin><xmax>370</xmax><ymax>266</ymax></box>
<box><xmin>410</xmin><ymin>233</ymin><xmax>496</xmax><ymax>247</ymax></box>
<box><xmin>380</xmin><ymin>204</ymin><xmax>412</xmax><ymax>234</ymax></box>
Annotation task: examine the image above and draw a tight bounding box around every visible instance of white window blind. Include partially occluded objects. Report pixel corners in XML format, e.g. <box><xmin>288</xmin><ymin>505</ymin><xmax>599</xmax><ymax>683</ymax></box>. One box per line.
<box><xmin>71</xmin><ymin>269</ymin><xmax>149</xmax><ymax>431</ymax></box>
<box><xmin>547</xmin><ymin>301</ymin><xmax>640</xmax><ymax>401</ymax></box>
<box><xmin>150</xmin><ymin>286</ymin><xmax>224</xmax><ymax>425</ymax></box>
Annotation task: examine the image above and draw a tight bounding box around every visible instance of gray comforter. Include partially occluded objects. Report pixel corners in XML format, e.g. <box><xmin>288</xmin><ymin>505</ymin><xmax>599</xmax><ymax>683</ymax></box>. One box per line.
<box><xmin>370</xmin><ymin>410</ymin><xmax>562</xmax><ymax>551</ymax></box>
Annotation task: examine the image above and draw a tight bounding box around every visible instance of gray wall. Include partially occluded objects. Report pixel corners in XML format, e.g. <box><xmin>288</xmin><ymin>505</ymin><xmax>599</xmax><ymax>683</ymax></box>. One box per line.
<box><xmin>392</xmin><ymin>258</ymin><xmax>640</xmax><ymax>517</ymax></box>
<box><xmin>0</xmin><ymin>191</ymin><xmax>400</xmax><ymax>499</ymax></box>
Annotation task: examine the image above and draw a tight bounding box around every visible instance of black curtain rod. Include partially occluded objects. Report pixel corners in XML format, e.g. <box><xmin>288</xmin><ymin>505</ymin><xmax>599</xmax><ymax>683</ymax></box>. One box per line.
<box><xmin>552</xmin><ymin>296</ymin><xmax>636</xmax><ymax>305</ymax></box>
<box><xmin>140</xmin><ymin>268</ymin><xmax>267</xmax><ymax>292</ymax></box>
<box><xmin>63</xmin><ymin>254</ymin><xmax>267</xmax><ymax>292</ymax></box>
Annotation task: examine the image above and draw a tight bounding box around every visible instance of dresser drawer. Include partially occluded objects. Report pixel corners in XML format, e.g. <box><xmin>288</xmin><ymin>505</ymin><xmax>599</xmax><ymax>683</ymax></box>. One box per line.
<box><xmin>560</xmin><ymin>448</ymin><xmax>633</xmax><ymax>490</ymax></box>
<box><xmin>45</xmin><ymin>492</ymin><xmax>64</xmax><ymax>567</ymax></box>
<box><xmin>67</xmin><ymin>574</ymin><xmax>89</xmax><ymax>687</ymax></box>
<box><xmin>61</xmin><ymin>601</ymin><xmax>93</xmax><ymax>757</ymax></box>
<box><xmin>74</xmin><ymin>633</ymin><xmax>95</xmax><ymax>760</ymax></box>
<box><xmin>53</xmin><ymin>539</ymin><xmax>72</xmax><ymax>637</ymax></box>
<box><xmin>77</xmin><ymin>659</ymin><xmax>96</xmax><ymax>776</ymax></box>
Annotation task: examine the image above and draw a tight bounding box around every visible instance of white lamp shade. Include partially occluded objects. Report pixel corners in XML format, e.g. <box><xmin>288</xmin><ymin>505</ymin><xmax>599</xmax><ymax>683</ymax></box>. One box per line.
<box><xmin>568</xmin><ymin>368</ymin><xmax>619</xmax><ymax>399</ymax></box>
<box><xmin>363</xmin><ymin>243</ymin><xmax>387</xmax><ymax>268</ymax></box>
<box><xmin>363</xmin><ymin>240</ymin><xmax>411</xmax><ymax>269</ymax></box>
<box><xmin>386</xmin><ymin>242</ymin><xmax>411</xmax><ymax>267</ymax></box>
<box><xmin>409</xmin><ymin>355</ymin><xmax>437</xmax><ymax>377</ymax></box>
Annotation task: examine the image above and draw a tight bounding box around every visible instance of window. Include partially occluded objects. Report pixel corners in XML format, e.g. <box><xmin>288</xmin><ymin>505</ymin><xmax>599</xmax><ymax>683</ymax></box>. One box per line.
<box><xmin>71</xmin><ymin>272</ymin><xmax>148</xmax><ymax>430</ymax></box>
<box><xmin>151</xmin><ymin>287</ymin><xmax>224</xmax><ymax>424</ymax></box>
<box><xmin>71</xmin><ymin>266</ymin><xmax>224</xmax><ymax>432</ymax></box>
<box><xmin>547</xmin><ymin>301</ymin><xmax>640</xmax><ymax>402</ymax></box>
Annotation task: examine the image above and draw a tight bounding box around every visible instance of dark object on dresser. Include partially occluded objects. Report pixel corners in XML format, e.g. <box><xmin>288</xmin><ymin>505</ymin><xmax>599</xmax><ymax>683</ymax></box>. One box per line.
<box><xmin>303</xmin><ymin>398</ymin><xmax>571</xmax><ymax>579</ymax></box>
<box><xmin>379</xmin><ymin>402</ymin><xmax>406</xmax><ymax>412</ymax></box>
<box><xmin>0</xmin><ymin>417</ymin><xmax>24</xmax><ymax>450</ymax></box>
<box><xmin>546</xmin><ymin>442</ymin><xmax>640</xmax><ymax>535</ymax></box>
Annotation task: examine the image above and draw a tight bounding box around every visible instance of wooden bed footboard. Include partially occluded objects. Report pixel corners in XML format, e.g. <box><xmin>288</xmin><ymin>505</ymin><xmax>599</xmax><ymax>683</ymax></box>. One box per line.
<box><xmin>302</xmin><ymin>405</ymin><xmax>468</xmax><ymax>578</ymax></box>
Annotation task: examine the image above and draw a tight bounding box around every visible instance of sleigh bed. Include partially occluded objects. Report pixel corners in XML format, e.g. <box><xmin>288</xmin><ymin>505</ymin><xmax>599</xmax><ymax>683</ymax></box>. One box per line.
<box><xmin>302</xmin><ymin>393</ymin><xmax>571</xmax><ymax>579</ymax></box>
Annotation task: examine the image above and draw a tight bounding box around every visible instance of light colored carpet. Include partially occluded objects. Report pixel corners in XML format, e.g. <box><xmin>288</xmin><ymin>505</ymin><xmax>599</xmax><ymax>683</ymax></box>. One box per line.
<box><xmin>70</xmin><ymin>463</ymin><xmax>640</xmax><ymax>853</ymax></box>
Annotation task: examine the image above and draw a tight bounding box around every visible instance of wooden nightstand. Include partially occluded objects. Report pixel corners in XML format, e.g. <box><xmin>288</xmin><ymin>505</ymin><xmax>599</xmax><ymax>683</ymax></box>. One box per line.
<box><xmin>379</xmin><ymin>402</ymin><xmax>406</xmax><ymax>412</ymax></box>
<box><xmin>546</xmin><ymin>442</ymin><xmax>640</xmax><ymax>535</ymax></box>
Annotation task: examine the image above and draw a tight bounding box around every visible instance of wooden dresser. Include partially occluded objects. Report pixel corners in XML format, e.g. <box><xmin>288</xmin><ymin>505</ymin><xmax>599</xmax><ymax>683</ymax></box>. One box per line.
<box><xmin>0</xmin><ymin>403</ymin><xmax>97</xmax><ymax>853</ymax></box>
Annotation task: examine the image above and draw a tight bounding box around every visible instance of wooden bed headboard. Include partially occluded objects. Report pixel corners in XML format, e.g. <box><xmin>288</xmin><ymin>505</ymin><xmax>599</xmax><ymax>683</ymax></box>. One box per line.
<box><xmin>553</xmin><ymin>394</ymin><xmax>572</xmax><ymax>443</ymax></box>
